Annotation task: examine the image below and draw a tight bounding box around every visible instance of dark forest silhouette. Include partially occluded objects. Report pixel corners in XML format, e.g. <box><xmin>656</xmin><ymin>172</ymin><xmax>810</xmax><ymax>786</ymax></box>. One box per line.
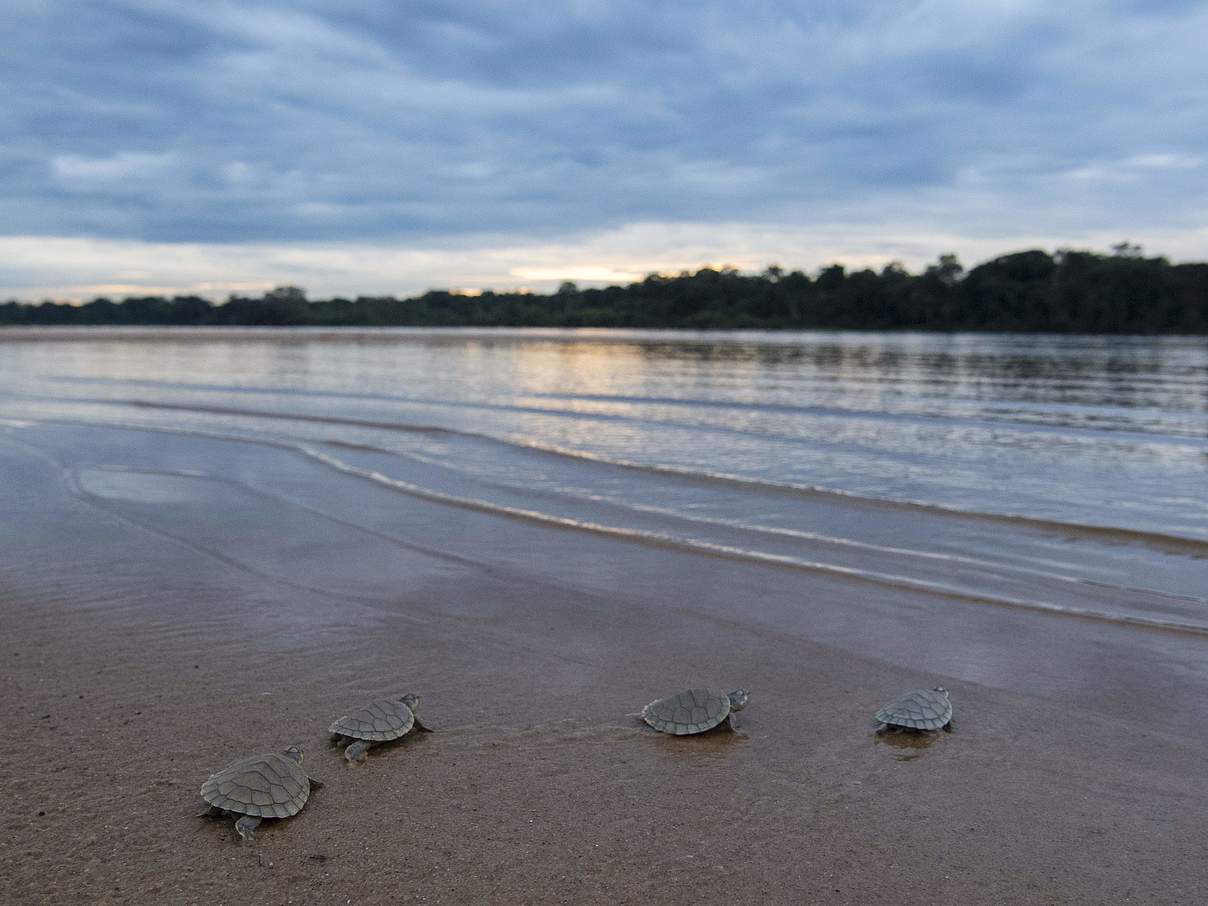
<box><xmin>4</xmin><ymin>246</ymin><xmax>1207</xmax><ymax>332</ymax></box>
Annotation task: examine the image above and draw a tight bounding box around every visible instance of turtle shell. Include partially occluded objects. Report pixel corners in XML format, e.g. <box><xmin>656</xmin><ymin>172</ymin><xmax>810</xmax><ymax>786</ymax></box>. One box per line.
<box><xmin>200</xmin><ymin>752</ymin><xmax>312</xmax><ymax>819</ymax></box>
<box><xmin>875</xmin><ymin>687</ymin><xmax>952</xmax><ymax>730</ymax></box>
<box><xmin>641</xmin><ymin>688</ymin><xmax>731</xmax><ymax>735</ymax></box>
<box><xmin>329</xmin><ymin>698</ymin><xmax>415</xmax><ymax>742</ymax></box>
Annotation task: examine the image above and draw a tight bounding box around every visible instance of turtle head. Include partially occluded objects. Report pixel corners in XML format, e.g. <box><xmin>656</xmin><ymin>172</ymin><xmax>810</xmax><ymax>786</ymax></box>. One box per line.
<box><xmin>933</xmin><ymin>687</ymin><xmax>949</xmax><ymax>697</ymax></box>
<box><xmin>283</xmin><ymin>745</ymin><xmax>304</xmax><ymax>765</ymax></box>
<box><xmin>399</xmin><ymin>693</ymin><xmax>421</xmax><ymax>712</ymax></box>
<box><xmin>727</xmin><ymin>689</ymin><xmax>749</xmax><ymax>711</ymax></box>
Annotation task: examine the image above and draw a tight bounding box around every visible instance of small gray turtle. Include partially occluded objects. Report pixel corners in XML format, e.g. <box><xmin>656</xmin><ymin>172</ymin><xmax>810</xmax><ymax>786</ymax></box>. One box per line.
<box><xmin>640</xmin><ymin>688</ymin><xmax>749</xmax><ymax>735</ymax></box>
<box><xmin>198</xmin><ymin>746</ymin><xmax>320</xmax><ymax>842</ymax></box>
<box><xmin>874</xmin><ymin>687</ymin><xmax>953</xmax><ymax>732</ymax></box>
<box><xmin>329</xmin><ymin>693</ymin><xmax>433</xmax><ymax>763</ymax></box>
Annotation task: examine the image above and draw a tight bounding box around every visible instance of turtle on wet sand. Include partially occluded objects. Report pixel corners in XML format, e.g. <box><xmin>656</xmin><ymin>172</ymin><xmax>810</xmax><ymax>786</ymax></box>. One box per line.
<box><xmin>329</xmin><ymin>693</ymin><xmax>433</xmax><ymax>763</ymax></box>
<box><xmin>874</xmin><ymin>687</ymin><xmax>953</xmax><ymax>733</ymax></box>
<box><xmin>640</xmin><ymin>688</ymin><xmax>749</xmax><ymax>735</ymax></box>
<box><xmin>198</xmin><ymin>746</ymin><xmax>320</xmax><ymax>842</ymax></box>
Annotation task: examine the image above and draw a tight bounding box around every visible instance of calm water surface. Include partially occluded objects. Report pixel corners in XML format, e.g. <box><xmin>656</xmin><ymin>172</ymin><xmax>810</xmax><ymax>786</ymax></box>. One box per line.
<box><xmin>2</xmin><ymin>327</ymin><xmax>1206</xmax><ymax>630</ymax></box>
<box><xmin>3</xmin><ymin>328</ymin><xmax>1204</xmax><ymax>534</ymax></box>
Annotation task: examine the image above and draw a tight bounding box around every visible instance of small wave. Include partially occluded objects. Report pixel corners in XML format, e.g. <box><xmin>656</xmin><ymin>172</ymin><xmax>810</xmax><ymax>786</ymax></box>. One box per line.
<box><xmin>454</xmin><ymin>433</ymin><xmax>1208</xmax><ymax>554</ymax></box>
<box><xmin>18</xmin><ymin>391</ymin><xmax>953</xmax><ymax>465</ymax></box>
<box><xmin>13</xmin><ymin>394</ymin><xmax>1208</xmax><ymax>553</ymax></box>
<box><xmin>525</xmin><ymin>390</ymin><xmax>1208</xmax><ymax>444</ymax></box>
<box><xmin>296</xmin><ymin>444</ymin><xmax>1208</xmax><ymax>637</ymax></box>
<box><xmin>42</xmin><ymin>375</ymin><xmax>1208</xmax><ymax>448</ymax></box>
<box><xmin>449</xmin><ymin>469</ymin><xmax>1208</xmax><ymax>604</ymax></box>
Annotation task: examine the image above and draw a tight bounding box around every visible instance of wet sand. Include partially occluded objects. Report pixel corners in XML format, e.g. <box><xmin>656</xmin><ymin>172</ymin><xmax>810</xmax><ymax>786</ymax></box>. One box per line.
<box><xmin>2</xmin><ymin>422</ymin><xmax>1207</xmax><ymax>904</ymax></box>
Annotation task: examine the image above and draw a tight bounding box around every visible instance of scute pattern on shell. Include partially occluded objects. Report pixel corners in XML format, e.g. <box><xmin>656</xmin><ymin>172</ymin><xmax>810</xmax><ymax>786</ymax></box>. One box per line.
<box><xmin>875</xmin><ymin>688</ymin><xmax>952</xmax><ymax>730</ymax></box>
<box><xmin>642</xmin><ymin>688</ymin><xmax>731</xmax><ymax>735</ymax></box>
<box><xmin>200</xmin><ymin>753</ymin><xmax>311</xmax><ymax>819</ymax></box>
<box><xmin>329</xmin><ymin>698</ymin><xmax>415</xmax><ymax>742</ymax></box>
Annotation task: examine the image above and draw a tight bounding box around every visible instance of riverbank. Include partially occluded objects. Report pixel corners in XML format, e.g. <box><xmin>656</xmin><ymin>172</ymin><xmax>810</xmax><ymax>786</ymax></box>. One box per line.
<box><xmin>1</xmin><ymin>421</ymin><xmax>1205</xmax><ymax>904</ymax></box>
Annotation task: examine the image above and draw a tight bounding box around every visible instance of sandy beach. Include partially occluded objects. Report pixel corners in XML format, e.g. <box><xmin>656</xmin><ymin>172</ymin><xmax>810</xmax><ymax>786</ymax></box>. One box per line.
<box><xmin>2</xmin><ymin>415</ymin><xmax>1206</xmax><ymax>905</ymax></box>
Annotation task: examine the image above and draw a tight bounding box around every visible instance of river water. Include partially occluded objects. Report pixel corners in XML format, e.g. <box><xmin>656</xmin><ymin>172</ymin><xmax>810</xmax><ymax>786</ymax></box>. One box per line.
<box><xmin>1</xmin><ymin>327</ymin><xmax>1206</xmax><ymax>632</ymax></box>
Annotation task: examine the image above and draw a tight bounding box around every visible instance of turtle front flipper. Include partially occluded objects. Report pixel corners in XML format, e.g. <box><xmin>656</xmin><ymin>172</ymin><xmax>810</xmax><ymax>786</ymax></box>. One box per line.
<box><xmin>726</xmin><ymin>711</ymin><xmax>741</xmax><ymax>732</ymax></box>
<box><xmin>344</xmin><ymin>739</ymin><xmax>373</xmax><ymax>763</ymax></box>
<box><xmin>412</xmin><ymin>714</ymin><xmax>434</xmax><ymax>732</ymax></box>
<box><xmin>235</xmin><ymin>815</ymin><xmax>261</xmax><ymax>842</ymax></box>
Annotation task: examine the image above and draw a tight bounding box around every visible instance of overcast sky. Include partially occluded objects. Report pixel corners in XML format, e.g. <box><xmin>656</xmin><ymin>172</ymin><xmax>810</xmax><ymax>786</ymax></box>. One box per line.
<box><xmin>3</xmin><ymin>0</ymin><xmax>1207</xmax><ymax>299</ymax></box>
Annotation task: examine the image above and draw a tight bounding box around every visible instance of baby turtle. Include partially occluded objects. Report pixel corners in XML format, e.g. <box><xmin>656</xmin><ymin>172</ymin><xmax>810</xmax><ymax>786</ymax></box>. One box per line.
<box><xmin>329</xmin><ymin>693</ymin><xmax>433</xmax><ymax>763</ymax></box>
<box><xmin>874</xmin><ymin>687</ymin><xmax>953</xmax><ymax>732</ymax></box>
<box><xmin>198</xmin><ymin>746</ymin><xmax>320</xmax><ymax>842</ymax></box>
<box><xmin>641</xmin><ymin>688</ymin><xmax>749</xmax><ymax>735</ymax></box>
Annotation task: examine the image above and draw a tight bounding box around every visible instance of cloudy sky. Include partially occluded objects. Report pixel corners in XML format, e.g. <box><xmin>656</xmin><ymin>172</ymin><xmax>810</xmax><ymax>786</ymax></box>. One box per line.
<box><xmin>3</xmin><ymin>0</ymin><xmax>1207</xmax><ymax>300</ymax></box>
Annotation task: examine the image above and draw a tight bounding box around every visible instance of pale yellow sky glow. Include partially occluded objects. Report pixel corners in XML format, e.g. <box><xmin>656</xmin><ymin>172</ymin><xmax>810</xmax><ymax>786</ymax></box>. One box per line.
<box><xmin>4</xmin><ymin>222</ymin><xmax>1206</xmax><ymax>302</ymax></box>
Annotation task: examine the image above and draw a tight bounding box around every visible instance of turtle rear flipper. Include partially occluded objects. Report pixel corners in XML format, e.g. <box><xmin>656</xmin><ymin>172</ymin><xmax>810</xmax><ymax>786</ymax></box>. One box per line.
<box><xmin>235</xmin><ymin>816</ymin><xmax>261</xmax><ymax>842</ymax></box>
<box><xmin>344</xmin><ymin>740</ymin><xmax>372</xmax><ymax>763</ymax></box>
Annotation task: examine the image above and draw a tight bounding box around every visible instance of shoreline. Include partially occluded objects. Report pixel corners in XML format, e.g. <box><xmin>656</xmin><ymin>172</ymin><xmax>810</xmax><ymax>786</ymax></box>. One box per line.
<box><xmin>4</xmin><ymin>324</ymin><xmax>1208</xmax><ymax>339</ymax></box>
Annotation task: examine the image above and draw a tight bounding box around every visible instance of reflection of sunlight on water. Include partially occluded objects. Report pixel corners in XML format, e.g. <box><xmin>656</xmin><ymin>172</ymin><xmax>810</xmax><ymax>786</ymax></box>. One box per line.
<box><xmin>511</xmin><ymin>339</ymin><xmax>642</xmax><ymax>400</ymax></box>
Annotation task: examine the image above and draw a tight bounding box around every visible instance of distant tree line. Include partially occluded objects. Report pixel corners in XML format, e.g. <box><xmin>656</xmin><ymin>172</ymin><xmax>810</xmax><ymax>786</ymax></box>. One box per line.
<box><xmin>4</xmin><ymin>246</ymin><xmax>1207</xmax><ymax>332</ymax></box>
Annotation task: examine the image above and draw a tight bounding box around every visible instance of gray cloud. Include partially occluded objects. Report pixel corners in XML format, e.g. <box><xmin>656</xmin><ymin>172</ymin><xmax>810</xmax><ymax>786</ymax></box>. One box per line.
<box><xmin>3</xmin><ymin>1</ymin><xmax>1207</xmax><ymax>296</ymax></box>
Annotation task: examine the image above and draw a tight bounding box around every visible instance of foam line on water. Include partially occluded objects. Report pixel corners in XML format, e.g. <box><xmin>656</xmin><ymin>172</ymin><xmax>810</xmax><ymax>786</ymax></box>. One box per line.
<box><xmin>294</xmin><ymin>443</ymin><xmax>1208</xmax><ymax>637</ymax></box>
<box><xmin>7</xmin><ymin>394</ymin><xmax>1208</xmax><ymax>551</ymax></box>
